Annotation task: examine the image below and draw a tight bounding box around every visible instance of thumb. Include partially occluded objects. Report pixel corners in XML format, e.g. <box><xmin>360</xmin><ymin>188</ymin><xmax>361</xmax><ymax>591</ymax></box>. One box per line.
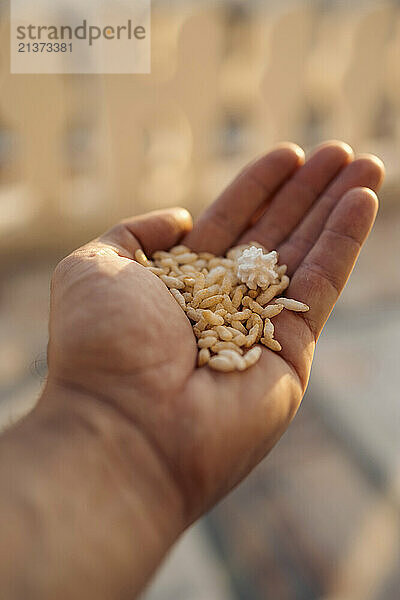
<box><xmin>97</xmin><ymin>207</ymin><xmax>193</xmax><ymax>258</ymax></box>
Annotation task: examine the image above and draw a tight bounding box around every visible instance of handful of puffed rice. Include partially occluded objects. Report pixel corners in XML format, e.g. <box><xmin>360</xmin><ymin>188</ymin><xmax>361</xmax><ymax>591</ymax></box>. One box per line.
<box><xmin>134</xmin><ymin>242</ymin><xmax>309</xmax><ymax>373</ymax></box>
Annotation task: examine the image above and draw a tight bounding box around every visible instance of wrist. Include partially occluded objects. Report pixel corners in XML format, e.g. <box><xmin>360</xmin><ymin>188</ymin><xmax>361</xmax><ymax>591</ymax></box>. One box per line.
<box><xmin>32</xmin><ymin>377</ymin><xmax>186</xmax><ymax>595</ymax></box>
<box><xmin>41</xmin><ymin>376</ymin><xmax>186</xmax><ymax>530</ymax></box>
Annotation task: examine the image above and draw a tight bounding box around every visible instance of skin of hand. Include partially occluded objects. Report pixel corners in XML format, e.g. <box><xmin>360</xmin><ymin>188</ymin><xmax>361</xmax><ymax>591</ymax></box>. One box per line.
<box><xmin>0</xmin><ymin>141</ymin><xmax>384</xmax><ymax>599</ymax></box>
<box><xmin>48</xmin><ymin>140</ymin><xmax>384</xmax><ymax>518</ymax></box>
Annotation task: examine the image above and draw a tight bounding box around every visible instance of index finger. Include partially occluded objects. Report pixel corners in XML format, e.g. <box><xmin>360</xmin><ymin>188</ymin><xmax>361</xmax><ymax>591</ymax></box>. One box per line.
<box><xmin>184</xmin><ymin>143</ymin><xmax>304</xmax><ymax>254</ymax></box>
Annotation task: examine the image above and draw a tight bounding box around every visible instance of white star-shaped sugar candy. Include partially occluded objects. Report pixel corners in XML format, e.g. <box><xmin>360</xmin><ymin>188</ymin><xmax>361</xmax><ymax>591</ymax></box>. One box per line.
<box><xmin>236</xmin><ymin>246</ymin><xmax>279</xmax><ymax>289</ymax></box>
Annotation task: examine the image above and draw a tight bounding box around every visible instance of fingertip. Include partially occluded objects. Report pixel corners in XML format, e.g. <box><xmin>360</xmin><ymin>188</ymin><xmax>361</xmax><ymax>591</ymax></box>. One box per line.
<box><xmin>249</xmin><ymin>143</ymin><xmax>305</xmax><ymax>178</ymax></box>
<box><xmin>147</xmin><ymin>207</ymin><xmax>193</xmax><ymax>250</ymax></box>
<box><xmin>105</xmin><ymin>208</ymin><xmax>194</xmax><ymax>256</ymax></box>
<box><xmin>309</xmin><ymin>139</ymin><xmax>354</xmax><ymax>163</ymax></box>
<box><xmin>343</xmin><ymin>186</ymin><xmax>379</xmax><ymax>217</ymax></box>
<box><xmin>355</xmin><ymin>154</ymin><xmax>385</xmax><ymax>189</ymax></box>
<box><xmin>169</xmin><ymin>206</ymin><xmax>194</xmax><ymax>232</ymax></box>
<box><xmin>336</xmin><ymin>187</ymin><xmax>379</xmax><ymax>243</ymax></box>
<box><xmin>274</xmin><ymin>141</ymin><xmax>306</xmax><ymax>166</ymax></box>
<box><xmin>323</xmin><ymin>139</ymin><xmax>354</xmax><ymax>156</ymax></box>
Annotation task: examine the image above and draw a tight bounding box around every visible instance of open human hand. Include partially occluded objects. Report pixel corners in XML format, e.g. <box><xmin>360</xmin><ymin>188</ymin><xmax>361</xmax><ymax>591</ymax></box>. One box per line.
<box><xmin>47</xmin><ymin>141</ymin><xmax>384</xmax><ymax>524</ymax></box>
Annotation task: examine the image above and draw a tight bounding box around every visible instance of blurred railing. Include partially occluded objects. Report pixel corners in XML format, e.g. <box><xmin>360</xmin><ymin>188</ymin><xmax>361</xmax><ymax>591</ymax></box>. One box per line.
<box><xmin>0</xmin><ymin>0</ymin><xmax>399</xmax><ymax>255</ymax></box>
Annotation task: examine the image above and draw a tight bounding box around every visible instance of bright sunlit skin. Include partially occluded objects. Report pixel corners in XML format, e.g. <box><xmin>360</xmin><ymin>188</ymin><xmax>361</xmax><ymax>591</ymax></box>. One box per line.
<box><xmin>0</xmin><ymin>141</ymin><xmax>384</xmax><ymax>599</ymax></box>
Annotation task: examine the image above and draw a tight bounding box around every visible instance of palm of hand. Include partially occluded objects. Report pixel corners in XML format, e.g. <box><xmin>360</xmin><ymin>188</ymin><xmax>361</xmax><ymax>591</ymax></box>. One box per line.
<box><xmin>49</xmin><ymin>142</ymin><xmax>383</xmax><ymax>519</ymax></box>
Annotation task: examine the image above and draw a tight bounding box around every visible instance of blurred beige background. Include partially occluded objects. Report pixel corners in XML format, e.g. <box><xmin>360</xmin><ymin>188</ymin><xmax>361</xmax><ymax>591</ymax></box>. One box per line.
<box><xmin>0</xmin><ymin>1</ymin><xmax>399</xmax><ymax>599</ymax></box>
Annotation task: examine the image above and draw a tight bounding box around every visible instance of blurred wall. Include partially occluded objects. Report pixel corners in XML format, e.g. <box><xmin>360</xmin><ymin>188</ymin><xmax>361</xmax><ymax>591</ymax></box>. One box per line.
<box><xmin>0</xmin><ymin>0</ymin><xmax>399</xmax><ymax>257</ymax></box>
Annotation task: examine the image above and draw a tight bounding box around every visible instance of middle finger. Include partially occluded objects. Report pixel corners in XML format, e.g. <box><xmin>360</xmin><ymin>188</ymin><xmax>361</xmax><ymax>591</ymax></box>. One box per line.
<box><xmin>238</xmin><ymin>141</ymin><xmax>353</xmax><ymax>250</ymax></box>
